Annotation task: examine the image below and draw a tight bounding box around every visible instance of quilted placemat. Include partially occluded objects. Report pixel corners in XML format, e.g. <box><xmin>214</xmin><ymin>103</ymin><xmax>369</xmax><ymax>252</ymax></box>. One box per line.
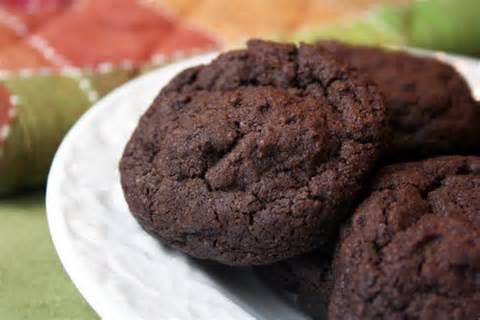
<box><xmin>0</xmin><ymin>0</ymin><xmax>218</xmax><ymax>194</ymax></box>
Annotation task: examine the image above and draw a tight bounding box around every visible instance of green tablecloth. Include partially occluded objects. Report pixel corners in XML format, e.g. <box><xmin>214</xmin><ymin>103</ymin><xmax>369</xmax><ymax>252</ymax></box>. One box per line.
<box><xmin>0</xmin><ymin>194</ymin><xmax>98</xmax><ymax>319</ymax></box>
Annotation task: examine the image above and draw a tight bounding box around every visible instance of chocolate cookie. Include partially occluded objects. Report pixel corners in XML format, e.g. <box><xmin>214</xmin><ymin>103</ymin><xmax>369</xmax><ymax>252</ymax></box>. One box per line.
<box><xmin>317</xmin><ymin>42</ymin><xmax>480</xmax><ymax>161</ymax></box>
<box><xmin>258</xmin><ymin>247</ymin><xmax>334</xmax><ymax>319</ymax></box>
<box><xmin>329</xmin><ymin>156</ymin><xmax>480</xmax><ymax>320</ymax></box>
<box><xmin>120</xmin><ymin>40</ymin><xmax>387</xmax><ymax>266</ymax></box>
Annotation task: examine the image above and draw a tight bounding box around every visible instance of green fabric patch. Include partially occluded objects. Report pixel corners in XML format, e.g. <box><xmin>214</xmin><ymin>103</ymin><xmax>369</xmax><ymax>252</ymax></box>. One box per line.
<box><xmin>0</xmin><ymin>74</ymin><xmax>91</xmax><ymax>194</ymax></box>
<box><xmin>409</xmin><ymin>0</ymin><xmax>480</xmax><ymax>56</ymax></box>
<box><xmin>0</xmin><ymin>194</ymin><xmax>98</xmax><ymax>320</ymax></box>
<box><xmin>87</xmin><ymin>68</ymin><xmax>138</xmax><ymax>98</ymax></box>
<box><xmin>287</xmin><ymin>4</ymin><xmax>409</xmax><ymax>46</ymax></box>
<box><xmin>286</xmin><ymin>0</ymin><xmax>480</xmax><ymax>57</ymax></box>
<box><xmin>0</xmin><ymin>67</ymin><xmax>142</xmax><ymax>195</ymax></box>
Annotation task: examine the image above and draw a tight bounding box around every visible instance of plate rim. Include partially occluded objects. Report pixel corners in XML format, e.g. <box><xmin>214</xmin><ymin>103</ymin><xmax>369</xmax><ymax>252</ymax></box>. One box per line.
<box><xmin>46</xmin><ymin>52</ymin><xmax>219</xmax><ymax>320</ymax></box>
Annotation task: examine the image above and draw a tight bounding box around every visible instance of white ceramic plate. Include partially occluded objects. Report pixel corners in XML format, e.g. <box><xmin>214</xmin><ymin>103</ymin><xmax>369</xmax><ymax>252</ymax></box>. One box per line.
<box><xmin>46</xmin><ymin>51</ymin><xmax>480</xmax><ymax>320</ymax></box>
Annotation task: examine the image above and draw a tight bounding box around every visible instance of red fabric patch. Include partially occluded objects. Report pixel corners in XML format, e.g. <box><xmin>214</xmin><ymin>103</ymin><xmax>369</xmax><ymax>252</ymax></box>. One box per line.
<box><xmin>1</xmin><ymin>3</ymin><xmax>66</xmax><ymax>32</ymax></box>
<box><xmin>0</xmin><ymin>25</ymin><xmax>20</xmax><ymax>47</ymax></box>
<box><xmin>0</xmin><ymin>85</ymin><xmax>14</xmax><ymax>145</ymax></box>
<box><xmin>37</xmin><ymin>0</ymin><xmax>218</xmax><ymax>67</ymax></box>
<box><xmin>0</xmin><ymin>42</ymin><xmax>52</xmax><ymax>70</ymax></box>
<box><xmin>1</xmin><ymin>0</ymin><xmax>72</xmax><ymax>10</ymax></box>
<box><xmin>10</xmin><ymin>10</ymin><xmax>63</xmax><ymax>31</ymax></box>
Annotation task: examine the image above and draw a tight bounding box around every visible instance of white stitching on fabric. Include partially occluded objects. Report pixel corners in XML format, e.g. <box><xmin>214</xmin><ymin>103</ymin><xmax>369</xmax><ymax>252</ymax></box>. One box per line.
<box><xmin>0</xmin><ymin>8</ymin><xmax>28</xmax><ymax>35</ymax></box>
<box><xmin>0</xmin><ymin>4</ymin><xmax>101</xmax><ymax>103</ymax></box>
<box><xmin>9</xmin><ymin>94</ymin><xmax>19</xmax><ymax>107</ymax></box>
<box><xmin>0</xmin><ymin>70</ymin><xmax>12</xmax><ymax>80</ymax></box>
<box><xmin>61</xmin><ymin>67</ymin><xmax>99</xmax><ymax>103</ymax></box>
<box><xmin>78</xmin><ymin>78</ymin><xmax>98</xmax><ymax>103</ymax></box>
<box><xmin>0</xmin><ymin>125</ymin><xmax>10</xmax><ymax>142</ymax></box>
<box><xmin>28</xmin><ymin>35</ymin><xmax>72</xmax><ymax>67</ymax></box>
<box><xmin>0</xmin><ymin>4</ymin><xmax>215</xmax><ymax>102</ymax></box>
<box><xmin>97</xmin><ymin>62</ymin><xmax>114</xmax><ymax>74</ymax></box>
<box><xmin>0</xmin><ymin>94</ymin><xmax>18</xmax><ymax>154</ymax></box>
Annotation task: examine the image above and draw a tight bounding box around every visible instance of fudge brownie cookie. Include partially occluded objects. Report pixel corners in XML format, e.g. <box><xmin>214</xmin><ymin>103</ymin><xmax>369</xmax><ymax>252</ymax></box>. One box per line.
<box><xmin>329</xmin><ymin>156</ymin><xmax>480</xmax><ymax>320</ymax></box>
<box><xmin>317</xmin><ymin>42</ymin><xmax>480</xmax><ymax>161</ymax></box>
<box><xmin>120</xmin><ymin>40</ymin><xmax>387</xmax><ymax>266</ymax></box>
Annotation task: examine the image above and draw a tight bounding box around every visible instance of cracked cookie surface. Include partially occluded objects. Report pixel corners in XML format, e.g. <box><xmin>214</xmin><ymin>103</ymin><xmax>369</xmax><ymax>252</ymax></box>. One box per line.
<box><xmin>317</xmin><ymin>42</ymin><xmax>480</xmax><ymax>161</ymax></box>
<box><xmin>119</xmin><ymin>39</ymin><xmax>387</xmax><ymax>266</ymax></box>
<box><xmin>329</xmin><ymin>156</ymin><xmax>480</xmax><ymax>320</ymax></box>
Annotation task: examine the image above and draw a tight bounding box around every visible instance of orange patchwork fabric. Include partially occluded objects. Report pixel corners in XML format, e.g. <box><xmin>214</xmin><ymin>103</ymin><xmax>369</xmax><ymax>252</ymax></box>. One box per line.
<box><xmin>151</xmin><ymin>0</ymin><xmax>408</xmax><ymax>43</ymax></box>
<box><xmin>0</xmin><ymin>0</ymin><xmax>219</xmax><ymax>70</ymax></box>
<box><xmin>0</xmin><ymin>26</ymin><xmax>20</xmax><ymax>48</ymax></box>
<box><xmin>0</xmin><ymin>42</ymin><xmax>53</xmax><ymax>69</ymax></box>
